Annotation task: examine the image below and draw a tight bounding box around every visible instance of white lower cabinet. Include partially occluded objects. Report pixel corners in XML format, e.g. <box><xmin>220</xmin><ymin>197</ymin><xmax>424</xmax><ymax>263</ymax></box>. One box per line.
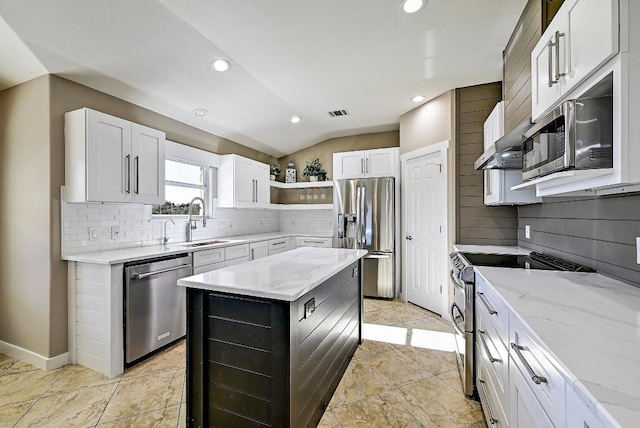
<box><xmin>192</xmin><ymin>244</ymin><xmax>250</xmax><ymax>274</ymax></box>
<box><xmin>566</xmin><ymin>387</ymin><xmax>604</xmax><ymax>428</ymax></box>
<box><xmin>268</xmin><ymin>237</ymin><xmax>290</xmax><ymax>256</ymax></box>
<box><xmin>510</xmin><ymin>358</ymin><xmax>555</xmax><ymax>428</ymax></box>
<box><xmin>295</xmin><ymin>236</ymin><xmax>332</xmax><ymax>248</ymax></box>
<box><xmin>250</xmin><ymin>241</ymin><xmax>268</xmax><ymax>260</ymax></box>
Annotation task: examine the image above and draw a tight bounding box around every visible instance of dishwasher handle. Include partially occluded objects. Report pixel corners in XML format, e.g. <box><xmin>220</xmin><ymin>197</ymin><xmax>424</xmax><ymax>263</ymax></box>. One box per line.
<box><xmin>133</xmin><ymin>264</ymin><xmax>192</xmax><ymax>280</ymax></box>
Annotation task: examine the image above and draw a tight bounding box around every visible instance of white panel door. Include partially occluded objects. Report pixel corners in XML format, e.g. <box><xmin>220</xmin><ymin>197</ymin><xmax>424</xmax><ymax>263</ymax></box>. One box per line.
<box><xmin>333</xmin><ymin>151</ymin><xmax>364</xmax><ymax>179</ymax></box>
<box><xmin>86</xmin><ymin>109</ymin><xmax>131</xmax><ymax>202</ymax></box>
<box><xmin>234</xmin><ymin>156</ymin><xmax>254</xmax><ymax>207</ymax></box>
<box><xmin>404</xmin><ymin>151</ymin><xmax>444</xmax><ymax>314</ymax></box>
<box><xmin>131</xmin><ymin>123</ymin><xmax>165</xmax><ymax>205</ymax></box>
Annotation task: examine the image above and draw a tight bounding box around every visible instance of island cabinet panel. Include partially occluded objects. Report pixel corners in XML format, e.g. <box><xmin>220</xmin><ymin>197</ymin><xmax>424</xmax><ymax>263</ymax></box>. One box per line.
<box><xmin>186</xmin><ymin>260</ymin><xmax>362</xmax><ymax>428</ymax></box>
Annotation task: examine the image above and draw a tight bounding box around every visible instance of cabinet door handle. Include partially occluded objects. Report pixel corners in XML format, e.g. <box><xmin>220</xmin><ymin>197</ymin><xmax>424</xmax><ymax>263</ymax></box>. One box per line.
<box><xmin>125</xmin><ymin>154</ymin><xmax>131</xmax><ymax>194</ymax></box>
<box><xmin>361</xmin><ymin>158</ymin><xmax>364</xmax><ymax>173</ymax></box>
<box><xmin>478</xmin><ymin>330</ymin><xmax>501</xmax><ymax>363</ymax></box>
<box><xmin>547</xmin><ymin>38</ymin><xmax>555</xmax><ymax>87</ymax></box>
<box><xmin>135</xmin><ymin>156</ymin><xmax>140</xmax><ymax>194</ymax></box>
<box><xmin>511</xmin><ymin>343</ymin><xmax>548</xmax><ymax>384</ymax></box>
<box><xmin>478</xmin><ymin>292</ymin><xmax>497</xmax><ymax>315</ymax></box>
<box><xmin>554</xmin><ymin>31</ymin><xmax>566</xmax><ymax>82</ymax></box>
<box><xmin>251</xmin><ymin>248</ymin><xmax>255</xmax><ymax>260</ymax></box>
<box><xmin>366</xmin><ymin>158</ymin><xmax>369</xmax><ymax>173</ymax></box>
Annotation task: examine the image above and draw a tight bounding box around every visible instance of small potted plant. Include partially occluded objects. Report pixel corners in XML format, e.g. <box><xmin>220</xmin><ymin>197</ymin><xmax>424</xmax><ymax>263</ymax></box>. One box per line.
<box><xmin>302</xmin><ymin>158</ymin><xmax>326</xmax><ymax>182</ymax></box>
<box><xmin>269</xmin><ymin>163</ymin><xmax>281</xmax><ymax>181</ymax></box>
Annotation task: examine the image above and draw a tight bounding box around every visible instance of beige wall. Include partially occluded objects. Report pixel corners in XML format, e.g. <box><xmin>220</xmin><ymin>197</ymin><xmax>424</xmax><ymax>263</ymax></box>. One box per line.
<box><xmin>399</xmin><ymin>91</ymin><xmax>455</xmax><ymax>154</ymax></box>
<box><xmin>399</xmin><ymin>90</ymin><xmax>457</xmax><ymax>304</ymax></box>
<box><xmin>276</xmin><ymin>131</ymin><xmax>399</xmax><ymax>182</ymax></box>
<box><xmin>0</xmin><ymin>75</ymin><xmax>278</xmax><ymax>359</ymax></box>
<box><xmin>0</xmin><ymin>76</ymin><xmax>54</xmax><ymax>356</ymax></box>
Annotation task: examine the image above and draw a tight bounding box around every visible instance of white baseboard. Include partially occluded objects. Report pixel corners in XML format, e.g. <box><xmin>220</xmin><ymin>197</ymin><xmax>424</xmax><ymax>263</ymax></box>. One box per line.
<box><xmin>0</xmin><ymin>340</ymin><xmax>69</xmax><ymax>371</ymax></box>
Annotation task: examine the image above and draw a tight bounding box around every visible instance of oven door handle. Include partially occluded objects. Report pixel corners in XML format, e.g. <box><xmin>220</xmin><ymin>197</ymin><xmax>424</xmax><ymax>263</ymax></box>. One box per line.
<box><xmin>450</xmin><ymin>303</ymin><xmax>466</xmax><ymax>336</ymax></box>
<box><xmin>450</xmin><ymin>270</ymin><xmax>465</xmax><ymax>290</ymax></box>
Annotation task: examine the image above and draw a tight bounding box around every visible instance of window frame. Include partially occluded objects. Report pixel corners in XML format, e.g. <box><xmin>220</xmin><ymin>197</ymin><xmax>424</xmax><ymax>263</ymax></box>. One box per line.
<box><xmin>151</xmin><ymin>141</ymin><xmax>220</xmax><ymax>219</ymax></box>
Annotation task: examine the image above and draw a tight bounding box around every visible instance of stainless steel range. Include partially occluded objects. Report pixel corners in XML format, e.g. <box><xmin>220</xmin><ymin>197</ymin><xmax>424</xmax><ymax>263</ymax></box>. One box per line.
<box><xmin>449</xmin><ymin>250</ymin><xmax>593</xmax><ymax>398</ymax></box>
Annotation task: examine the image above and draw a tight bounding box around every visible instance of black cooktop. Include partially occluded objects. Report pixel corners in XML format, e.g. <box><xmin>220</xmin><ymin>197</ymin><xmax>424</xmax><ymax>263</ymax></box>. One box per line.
<box><xmin>460</xmin><ymin>251</ymin><xmax>593</xmax><ymax>272</ymax></box>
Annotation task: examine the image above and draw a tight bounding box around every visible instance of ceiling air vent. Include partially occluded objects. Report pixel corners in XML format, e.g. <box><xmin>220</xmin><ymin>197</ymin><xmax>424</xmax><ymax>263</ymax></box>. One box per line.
<box><xmin>328</xmin><ymin>109</ymin><xmax>350</xmax><ymax>118</ymax></box>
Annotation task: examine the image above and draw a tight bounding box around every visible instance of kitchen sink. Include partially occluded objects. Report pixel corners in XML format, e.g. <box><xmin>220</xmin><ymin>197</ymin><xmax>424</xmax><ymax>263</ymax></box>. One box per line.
<box><xmin>181</xmin><ymin>240</ymin><xmax>230</xmax><ymax>248</ymax></box>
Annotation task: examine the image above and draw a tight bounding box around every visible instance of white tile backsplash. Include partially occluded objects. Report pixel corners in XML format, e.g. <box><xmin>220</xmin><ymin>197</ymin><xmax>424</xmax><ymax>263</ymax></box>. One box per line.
<box><xmin>61</xmin><ymin>203</ymin><xmax>333</xmax><ymax>255</ymax></box>
<box><xmin>278</xmin><ymin>209</ymin><xmax>333</xmax><ymax>236</ymax></box>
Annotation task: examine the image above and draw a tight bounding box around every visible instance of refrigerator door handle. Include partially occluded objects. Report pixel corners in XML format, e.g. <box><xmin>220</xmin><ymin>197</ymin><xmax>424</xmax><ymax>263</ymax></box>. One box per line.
<box><xmin>360</xmin><ymin>186</ymin><xmax>366</xmax><ymax>246</ymax></box>
<box><xmin>355</xmin><ymin>186</ymin><xmax>361</xmax><ymax>247</ymax></box>
<box><xmin>364</xmin><ymin>254</ymin><xmax>391</xmax><ymax>259</ymax></box>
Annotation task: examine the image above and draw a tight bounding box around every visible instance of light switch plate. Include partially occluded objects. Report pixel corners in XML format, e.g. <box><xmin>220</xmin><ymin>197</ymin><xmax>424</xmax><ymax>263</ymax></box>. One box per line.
<box><xmin>89</xmin><ymin>227</ymin><xmax>99</xmax><ymax>240</ymax></box>
<box><xmin>636</xmin><ymin>237</ymin><xmax>640</xmax><ymax>264</ymax></box>
<box><xmin>525</xmin><ymin>225</ymin><xmax>530</xmax><ymax>239</ymax></box>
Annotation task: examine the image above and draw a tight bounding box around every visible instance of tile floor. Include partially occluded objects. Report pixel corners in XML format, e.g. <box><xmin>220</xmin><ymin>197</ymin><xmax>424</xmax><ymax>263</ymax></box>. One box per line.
<box><xmin>0</xmin><ymin>298</ymin><xmax>485</xmax><ymax>427</ymax></box>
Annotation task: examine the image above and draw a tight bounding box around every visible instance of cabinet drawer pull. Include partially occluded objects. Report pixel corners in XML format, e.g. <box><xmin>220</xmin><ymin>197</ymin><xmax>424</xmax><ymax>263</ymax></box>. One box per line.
<box><xmin>478</xmin><ymin>330</ymin><xmax>501</xmax><ymax>363</ymax></box>
<box><xmin>511</xmin><ymin>343</ymin><xmax>548</xmax><ymax>385</ymax></box>
<box><xmin>478</xmin><ymin>292</ymin><xmax>497</xmax><ymax>315</ymax></box>
<box><xmin>477</xmin><ymin>379</ymin><xmax>499</xmax><ymax>427</ymax></box>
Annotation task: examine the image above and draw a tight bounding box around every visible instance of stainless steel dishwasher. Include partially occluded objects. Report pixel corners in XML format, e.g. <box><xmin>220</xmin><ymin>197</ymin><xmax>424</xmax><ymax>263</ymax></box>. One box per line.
<box><xmin>124</xmin><ymin>254</ymin><xmax>192</xmax><ymax>364</ymax></box>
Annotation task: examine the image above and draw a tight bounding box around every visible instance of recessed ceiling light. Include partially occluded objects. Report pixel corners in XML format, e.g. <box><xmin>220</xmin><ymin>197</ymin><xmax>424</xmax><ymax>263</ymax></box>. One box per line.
<box><xmin>411</xmin><ymin>95</ymin><xmax>426</xmax><ymax>103</ymax></box>
<box><xmin>290</xmin><ymin>116</ymin><xmax>302</xmax><ymax>124</ymax></box>
<box><xmin>211</xmin><ymin>59</ymin><xmax>231</xmax><ymax>72</ymax></box>
<box><xmin>403</xmin><ymin>0</ymin><xmax>424</xmax><ymax>13</ymax></box>
<box><xmin>192</xmin><ymin>109</ymin><xmax>208</xmax><ymax>117</ymax></box>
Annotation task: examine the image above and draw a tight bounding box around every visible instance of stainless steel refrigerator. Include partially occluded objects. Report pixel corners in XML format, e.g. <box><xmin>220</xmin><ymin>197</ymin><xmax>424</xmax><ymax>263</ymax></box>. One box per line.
<box><xmin>334</xmin><ymin>177</ymin><xmax>395</xmax><ymax>298</ymax></box>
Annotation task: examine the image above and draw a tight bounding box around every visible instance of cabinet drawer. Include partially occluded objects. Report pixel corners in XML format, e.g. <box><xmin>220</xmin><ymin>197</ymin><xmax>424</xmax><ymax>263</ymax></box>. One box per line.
<box><xmin>225</xmin><ymin>255</ymin><xmax>250</xmax><ymax>267</ymax></box>
<box><xmin>193</xmin><ymin>261</ymin><xmax>225</xmax><ymax>275</ymax></box>
<box><xmin>476</xmin><ymin>306</ymin><xmax>509</xmax><ymax>410</ymax></box>
<box><xmin>268</xmin><ymin>238</ymin><xmax>289</xmax><ymax>254</ymax></box>
<box><xmin>476</xmin><ymin>275</ymin><xmax>508</xmax><ymax>345</ymax></box>
<box><xmin>477</xmin><ymin>350</ymin><xmax>509</xmax><ymax>428</ymax></box>
<box><xmin>510</xmin><ymin>316</ymin><xmax>566</xmax><ymax>426</ymax></box>
<box><xmin>566</xmin><ymin>387</ymin><xmax>604</xmax><ymax>428</ymax></box>
<box><xmin>193</xmin><ymin>248</ymin><xmax>224</xmax><ymax>267</ymax></box>
<box><xmin>225</xmin><ymin>244</ymin><xmax>250</xmax><ymax>261</ymax></box>
<box><xmin>296</xmin><ymin>237</ymin><xmax>332</xmax><ymax>248</ymax></box>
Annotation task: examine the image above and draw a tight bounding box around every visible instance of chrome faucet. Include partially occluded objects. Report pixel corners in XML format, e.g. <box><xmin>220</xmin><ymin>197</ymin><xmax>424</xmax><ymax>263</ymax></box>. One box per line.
<box><xmin>186</xmin><ymin>196</ymin><xmax>206</xmax><ymax>242</ymax></box>
<box><xmin>162</xmin><ymin>218</ymin><xmax>175</xmax><ymax>245</ymax></box>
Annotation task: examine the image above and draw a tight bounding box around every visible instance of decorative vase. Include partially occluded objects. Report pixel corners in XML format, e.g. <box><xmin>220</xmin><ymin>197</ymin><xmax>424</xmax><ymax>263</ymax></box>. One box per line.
<box><xmin>309</xmin><ymin>176</ymin><xmax>318</xmax><ymax>182</ymax></box>
<box><xmin>270</xmin><ymin>174</ymin><xmax>276</xmax><ymax>181</ymax></box>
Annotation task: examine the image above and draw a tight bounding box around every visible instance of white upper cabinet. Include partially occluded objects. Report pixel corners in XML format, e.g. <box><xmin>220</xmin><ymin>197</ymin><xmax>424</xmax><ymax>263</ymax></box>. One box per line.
<box><xmin>217</xmin><ymin>154</ymin><xmax>270</xmax><ymax>208</ymax></box>
<box><xmin>65</xmin><ymin>108</ymin><xmax>165</xmax><ymax>204</ymax></box>
<box><xmin>531</xmin><ymin>0</ymin><xmax>619</xmax><ymax>121</ymax></box>
<box><xmin>333</xmin><ymin>147</ymin><xmax>399</xmax><ymax>180</ymax></box>
<box><xmin>131</xmin><ymin>123</ymin><xmax>165</xmax><ymax>204</ymax></box>
<box><xmin>482</xmin><ymin>102</ymin><xmax>540</xmax><ymax>206</ymax></box>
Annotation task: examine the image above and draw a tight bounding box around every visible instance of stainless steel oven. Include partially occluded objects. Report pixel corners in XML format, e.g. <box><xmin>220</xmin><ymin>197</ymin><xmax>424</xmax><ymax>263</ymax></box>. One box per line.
<box><xmin>449</xmin><ymin>250</ymin><xmax>593</xmax><ymax>398</ymax></box>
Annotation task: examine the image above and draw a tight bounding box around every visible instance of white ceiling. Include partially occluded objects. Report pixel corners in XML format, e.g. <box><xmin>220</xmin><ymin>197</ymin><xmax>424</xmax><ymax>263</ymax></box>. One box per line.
<box><xmin>0</xmin><ymin>0</ymin><xmax>527</xmax><ymax>157</ymax></box>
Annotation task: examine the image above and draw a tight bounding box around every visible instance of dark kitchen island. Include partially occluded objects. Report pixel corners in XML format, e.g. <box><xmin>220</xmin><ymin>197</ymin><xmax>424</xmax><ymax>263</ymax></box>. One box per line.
<box><xmin>177</xmin><ymin>247</ymin><xmax>368</xmax><ymax>428</ymax></box>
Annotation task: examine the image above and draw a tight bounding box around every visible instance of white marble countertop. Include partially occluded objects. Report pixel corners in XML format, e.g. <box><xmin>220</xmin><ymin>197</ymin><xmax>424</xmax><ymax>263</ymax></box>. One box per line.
<box><xmin>452</xmin><ymin>244</ymin><xmax>531</xmax><ymax>255</ymax></box>
<box><xmin>475</xmin><ymin>266</ymin><xmax>640</xmax><ymax>428</ymax></box>
<box><xmin>177</xmin><ymin>247</ymin><xmax>368</xmax><ymax>301</ymax></box>
<box><xmin>62</xmin><ymin>232</ymin><xmax>331</xmax><ymax>264</ymax></box>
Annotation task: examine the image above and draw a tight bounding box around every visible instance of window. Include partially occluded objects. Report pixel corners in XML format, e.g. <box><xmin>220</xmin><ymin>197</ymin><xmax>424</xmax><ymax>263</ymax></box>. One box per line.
<box><xmin>152</xmin><ymin>159</ymin><xmax>209</xmax><ymax>215</ymax></box>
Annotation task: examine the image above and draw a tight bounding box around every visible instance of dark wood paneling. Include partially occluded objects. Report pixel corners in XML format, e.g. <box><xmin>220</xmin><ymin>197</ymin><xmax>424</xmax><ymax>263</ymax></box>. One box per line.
<box><xmin>210</xmin><ymin>362</ymin><xmax>271</xmax><ymax>400</ymax></box>
<box><xmin>210</xmin><ymin>383</ymin><xmax>272</xmax><ymax>424</ymax></box>
<box><xmin>456</xmin><ymin>83</ymin><xmax>518</xmax><ymax>246</ymax></box>
<box><xmin>543</xmin><ymin>0</ymin><xmax>566</xmax><ymax>31</ymax></box>
<box><xmin>503</xmin><ymin>0</ymin><xmax>542</xmax><ymax>135</ymax></box>
<box><xmin>208</xmin><ymin>294</ymin><xmax>271</xmax><ymax>326</ymax></box>
<box><xmin>518</xmin><ymin>193</ymin><xmax>640</xmax><ymax>287</ymax></box>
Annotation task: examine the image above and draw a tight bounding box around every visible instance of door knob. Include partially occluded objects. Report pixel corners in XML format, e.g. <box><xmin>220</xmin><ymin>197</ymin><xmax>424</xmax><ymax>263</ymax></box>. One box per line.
<box><xmin>406</xmin><ymin>235</ymin><xmax>413</xmax><ymax>240</ymax></box>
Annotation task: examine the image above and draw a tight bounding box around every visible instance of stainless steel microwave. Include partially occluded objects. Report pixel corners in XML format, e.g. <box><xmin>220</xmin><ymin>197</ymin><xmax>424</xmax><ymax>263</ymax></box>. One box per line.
<box><xmin>522</xmin><ymin>74</ymin><xmax>613</xmax><ymax>181</ymax></box>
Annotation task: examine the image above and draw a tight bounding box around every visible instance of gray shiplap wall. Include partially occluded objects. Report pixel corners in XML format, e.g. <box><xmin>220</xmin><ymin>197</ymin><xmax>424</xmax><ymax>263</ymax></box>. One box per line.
<box><xmin>518</xmin><ymin>193</ymin><xmax>640</xmax><ymax>287</ymax></box>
